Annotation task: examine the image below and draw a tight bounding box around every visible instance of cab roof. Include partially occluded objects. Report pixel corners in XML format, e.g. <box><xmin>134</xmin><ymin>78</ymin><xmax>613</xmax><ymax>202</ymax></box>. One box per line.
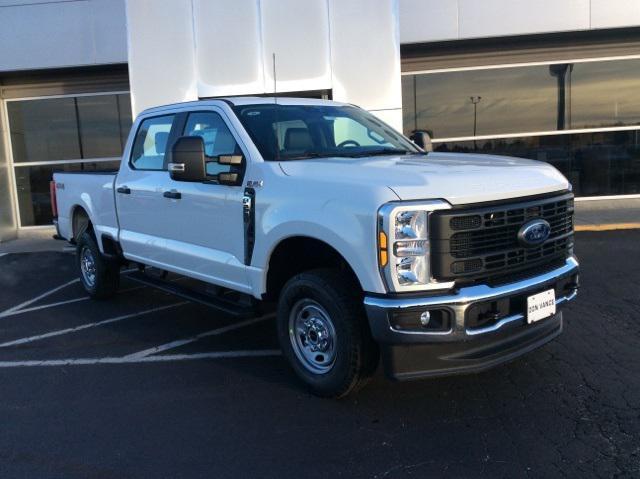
<box><xmin>141</xmin><ymin>96</ymin><xmax>349</xmax><ymax>116</ymax></box>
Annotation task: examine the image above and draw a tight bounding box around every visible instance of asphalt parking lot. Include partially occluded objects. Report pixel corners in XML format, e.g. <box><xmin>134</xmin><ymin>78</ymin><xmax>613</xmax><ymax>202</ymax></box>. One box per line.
<box><xmin>0</xmin><ymin>231</ymin><xmax>638</xmax><ymax>478</ymax></box>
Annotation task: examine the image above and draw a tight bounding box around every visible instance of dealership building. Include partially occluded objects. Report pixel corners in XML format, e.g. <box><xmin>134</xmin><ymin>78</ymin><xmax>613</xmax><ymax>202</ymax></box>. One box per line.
<box><xmin>1</xmin><ymin>0</ymin><xmax>639</xmax><ymax>241</ymax></box>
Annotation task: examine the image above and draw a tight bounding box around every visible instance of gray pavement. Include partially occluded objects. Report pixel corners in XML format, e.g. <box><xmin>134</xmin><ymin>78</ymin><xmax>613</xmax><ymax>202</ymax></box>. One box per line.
<box><xmin>0</xmin><ymin>231</ymin><xmax>638</xmax><ymax>478</ymax></box>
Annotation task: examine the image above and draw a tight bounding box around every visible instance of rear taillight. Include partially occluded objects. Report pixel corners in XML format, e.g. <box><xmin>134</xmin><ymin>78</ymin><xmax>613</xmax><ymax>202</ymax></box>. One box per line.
<box><xmin>50</xmin><ymin>180</ymin><xmax>58</xmax><ymax>218</ymax></box>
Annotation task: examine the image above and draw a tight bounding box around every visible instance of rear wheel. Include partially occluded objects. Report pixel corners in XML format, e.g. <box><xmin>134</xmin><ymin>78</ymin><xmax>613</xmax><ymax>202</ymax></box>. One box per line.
<box><xmin>76</xmin><ymin>231</ymin><xmax>119</xmax><ymax>299</ymax></box>
<box><xmin>277</xmin><ymin>268</ymin><xmax>379</xmax><ymax>398</ymax></box>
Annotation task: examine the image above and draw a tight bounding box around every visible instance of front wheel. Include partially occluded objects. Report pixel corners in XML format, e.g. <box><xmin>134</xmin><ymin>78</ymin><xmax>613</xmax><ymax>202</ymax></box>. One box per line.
<box><xmin>277</xmin><ymin>269</ymin><xmax>379</xmax><ymax>398</ymax></box>
<box><xmin>76</xmin><ymin>231</ymin><xmax>120</xmax><ymax>299</ymax></box>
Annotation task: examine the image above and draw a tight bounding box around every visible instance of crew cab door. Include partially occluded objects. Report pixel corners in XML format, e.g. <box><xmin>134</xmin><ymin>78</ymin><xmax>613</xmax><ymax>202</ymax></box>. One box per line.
<box><xmin>115</xmin><ymin>112</ymin><xmax>178</xmax><ymax>265</ymax></box>
<box><xmin>154</xmin><ymin>108</ymin><xmax>250</xmax><ymax>292</ymax></box>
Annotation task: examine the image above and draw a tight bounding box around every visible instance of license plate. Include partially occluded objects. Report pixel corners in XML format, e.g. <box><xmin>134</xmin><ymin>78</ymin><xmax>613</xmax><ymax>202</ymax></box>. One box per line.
<box><xmin>526</xmin><ymin>289</ymin><xmax>556</xmax><ymax>324</ymax></box>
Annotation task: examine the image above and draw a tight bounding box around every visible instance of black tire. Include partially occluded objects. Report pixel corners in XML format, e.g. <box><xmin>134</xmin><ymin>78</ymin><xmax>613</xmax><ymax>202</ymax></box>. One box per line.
<box><xmin>76</xmin><ymin>231</ymin><xmax>120</xmax><ymax>299</ymax></box>
<box><xmin>277</xmin><ymin>268</ymin><xmax>379</xmax><ymax>398</ymax></box>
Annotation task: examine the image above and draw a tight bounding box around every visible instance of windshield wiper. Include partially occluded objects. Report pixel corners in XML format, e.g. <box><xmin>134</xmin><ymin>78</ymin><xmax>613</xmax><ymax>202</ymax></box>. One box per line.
<box><xmin>278</xmin><ymin>148</ymin><xmax>423</xmax><ymax>161</ymax></box>
<box><xmin>278</xmin><ymin>152</ymin><xmax>327</xmax><ymax>161</ymax></box>
<box><xmin>343</xmin><ymin>148</ymin><xmax>418</xmax><ymax>158</ymax></box>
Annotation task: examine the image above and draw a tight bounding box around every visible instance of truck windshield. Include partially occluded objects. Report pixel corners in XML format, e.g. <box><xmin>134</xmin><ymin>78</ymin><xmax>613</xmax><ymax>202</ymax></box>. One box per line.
<box><xmin>232</xmin><ymin>103</ymin><xmax>421</xmax><ymax>161</ymax></box>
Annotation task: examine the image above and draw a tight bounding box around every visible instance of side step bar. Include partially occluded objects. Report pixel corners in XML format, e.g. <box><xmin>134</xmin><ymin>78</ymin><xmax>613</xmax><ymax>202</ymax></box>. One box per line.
<box><xmin>125</xmin><ymin>271</ymin><xmax>259</xmax><ymax>318</ymax></box>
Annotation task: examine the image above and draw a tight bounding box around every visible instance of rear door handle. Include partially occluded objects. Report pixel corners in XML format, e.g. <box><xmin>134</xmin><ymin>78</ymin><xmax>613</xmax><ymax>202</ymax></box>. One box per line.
<box><xmin>163</xmin><ymin>191</ymin><xmax>181</xmax><ymax>199</ymax></box>
<box><xmin>116</xmin><ymin>186</ymin><xmax>131</xmax><ymax>194</ymax></box>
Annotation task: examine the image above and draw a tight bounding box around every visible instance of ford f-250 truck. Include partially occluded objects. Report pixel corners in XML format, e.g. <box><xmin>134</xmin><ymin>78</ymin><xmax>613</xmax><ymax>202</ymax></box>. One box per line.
<box><xmin>52</xmin><ymin>97</ymin><xmax>579</xmax><ymax>397</ymax></box>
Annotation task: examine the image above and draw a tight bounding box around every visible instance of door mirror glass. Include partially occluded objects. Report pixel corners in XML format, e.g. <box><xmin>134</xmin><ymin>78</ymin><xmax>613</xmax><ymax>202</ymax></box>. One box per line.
<box><xmin>217</xmin><ymin>172</ymin><xmax>240</xmax><ymax>185</ymax></box>
<box><xmin>218</xmin><ymin>155</ymin><xmax>243</xmax><ymax>165</ymax></box>
<box><xmin>169</xmin><ymin>136</ymin><xmax>207</xmax><ymax>182</ymax></box>
<box><xmin>410</xmin><ymin>130</ymin><xmax>433</xmax><ymax>152</ymax></box>
<box><xmin>214</xmin><ymin>155</ymin><xmax>243</xmax><ymax>186</ymax></box>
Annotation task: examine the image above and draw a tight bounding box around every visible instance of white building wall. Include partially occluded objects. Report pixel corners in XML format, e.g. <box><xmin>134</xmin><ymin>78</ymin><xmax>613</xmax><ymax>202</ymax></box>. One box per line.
<box><xmin>591</xmin><ymin>0</ymin><xmax>640</xmax><ymax>29</ymax></box>
<box><xmin>0</xmin><ymin>0</ymin><xmax>127</xmax><ymax>72</ymax></box>
<box><xmin>125</xmin><ymin>0</ymin><xmax>198</xmax><ymax>117</ymax></box>
<box><xmin>125</xmin><ymin>0</ymin><xmax>403</xmax><ymax>130</ymax></box>
<box><xmin>399</xmin><ymin>0</ymin><xmax>640</xmax><ymax>44</ymax></box>
<box><xmin>329</xmin><ymin>0</ymin><xmax>403</xmax><ymax>128</ymax></box>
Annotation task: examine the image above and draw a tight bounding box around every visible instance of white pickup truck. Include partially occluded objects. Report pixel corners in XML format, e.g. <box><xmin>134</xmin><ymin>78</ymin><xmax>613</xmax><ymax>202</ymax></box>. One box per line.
<box><xmin>52</xmin><ymin>97</ymin><xmax>579</xmax><ymax>397</ymax></box>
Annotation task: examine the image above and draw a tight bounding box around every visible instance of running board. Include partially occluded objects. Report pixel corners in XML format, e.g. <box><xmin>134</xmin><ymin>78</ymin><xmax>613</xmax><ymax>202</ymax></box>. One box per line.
<box><xmin>125</xmin><ymin>271</ymin><xmax>259</xmax><ymax>318</ymax></box>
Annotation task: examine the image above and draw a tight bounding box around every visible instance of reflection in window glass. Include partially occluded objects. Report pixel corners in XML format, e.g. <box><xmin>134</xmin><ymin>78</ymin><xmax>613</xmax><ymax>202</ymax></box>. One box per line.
<box><xmin>8</xmin><ymin>94</ymin><xmax>133</xmax><ymax>163</ymax></box>
<box><xmin>234</xmin><ymin>104</ymin><xmax>416</xmax><ymax>161</ymax></box>
<box><xmin>403</xmin><ymin>66</ymin><xmax>558</xmax><ymax>138</ymax></box>
<box><xmin>570</xmin><ymin>60</ymin><xmax>640</xmax><ymax>129</ymax></box>
<box><xmin>402</xmin><ymin>58</ymin><xmax>640</xmax><ymax>139</ymax></box>
<box><xmin>333</xmin><ymin>117</ymin><xmax>393</xmax><ymax>148</ymax></box>
<box><xmin>184</xmin><ymin>112</ymin><xmax>239</xmax><ymax>157</ymax></box>
<box><xmin>183</xmin><ymin>112</ymin><xmax>241</xmax><ymax>178</ymax></box>
<box><xmin>8</xmin><ymin>98</ymin><xmax>81</xmax><ymax>163</ymax></box>
<box><xmin>130</xmin><ymin>115</ymin><xmax>175</xmax><ymax>170</ymax></box>
<box><xmin>15</xmin><ymin>161</ymin><xmax>120</xmax><ymax>226</ymax></box>
<box><xmin>77</xmin><ymin>94</ymin><xmax>132</xmax><ymax>158</ymax></box>
<box><xmin>401</xmin><ymin>75</ymin><xmax>417</xmax><ymax>134</ymax></box>
<box><xmin>434</xmin><ymin>130</ymin><xmax>640</xmax><ymax>197</ymax></box>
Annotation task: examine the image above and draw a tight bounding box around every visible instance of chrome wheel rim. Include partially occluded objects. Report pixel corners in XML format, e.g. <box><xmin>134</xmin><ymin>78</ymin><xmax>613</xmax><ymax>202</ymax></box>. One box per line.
<box><xmin>80</xmin><ymin>246</ymin><xmax>97</xmax><ymax>288</ymax></box>
<box><xmin>288</xmin><ymin>299</ymin><xmax>337</xmax><ymax>374</ymax></box>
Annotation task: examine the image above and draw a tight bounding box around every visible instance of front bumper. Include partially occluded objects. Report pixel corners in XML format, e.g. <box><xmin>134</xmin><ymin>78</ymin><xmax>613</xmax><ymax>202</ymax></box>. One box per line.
<box><xmin>364</xmin><ymin>256</ymin><xmax>579</xmax><ymax>380</ymax></box>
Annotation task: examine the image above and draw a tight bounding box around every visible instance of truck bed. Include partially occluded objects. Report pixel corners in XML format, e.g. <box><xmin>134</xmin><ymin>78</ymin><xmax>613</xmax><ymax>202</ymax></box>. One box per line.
<box><xmin>53</xmin><ymin>171</ymin><xmax>119</xmax><ymax>246</ymax></box>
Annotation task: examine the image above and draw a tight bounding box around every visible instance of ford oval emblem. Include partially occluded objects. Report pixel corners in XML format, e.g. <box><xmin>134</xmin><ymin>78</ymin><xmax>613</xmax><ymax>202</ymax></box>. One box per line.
<box><xmin>518</xmin><ymin>219</ymin><xmax>551</xmax><ymax>247</ymax></box>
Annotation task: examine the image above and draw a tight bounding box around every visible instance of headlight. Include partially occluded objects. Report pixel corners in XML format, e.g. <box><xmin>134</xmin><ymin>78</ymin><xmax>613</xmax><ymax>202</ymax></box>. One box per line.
<box><xmin>378</xmin><ymin>200</ymin><xmax>453</xmax><ymax>292</ymax></box>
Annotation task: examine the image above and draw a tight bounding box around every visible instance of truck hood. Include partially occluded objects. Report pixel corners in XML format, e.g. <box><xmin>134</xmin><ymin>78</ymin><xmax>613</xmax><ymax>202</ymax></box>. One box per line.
<box><xmin>279</xmin><ymin>152</ymin><xmax>570</xmax><ymax>205</ymax></box>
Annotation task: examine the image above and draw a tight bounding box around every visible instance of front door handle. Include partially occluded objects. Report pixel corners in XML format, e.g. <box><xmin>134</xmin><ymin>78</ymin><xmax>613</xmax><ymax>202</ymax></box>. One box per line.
<box><xmin>163</xmin><ymin>191</ymin><xmax>181</xmax><ymax>200</ymax></box>
<box><xmin>116</xmin><ymin>186</ymin><xmax>131</xmax><ymax>194</ymax></box>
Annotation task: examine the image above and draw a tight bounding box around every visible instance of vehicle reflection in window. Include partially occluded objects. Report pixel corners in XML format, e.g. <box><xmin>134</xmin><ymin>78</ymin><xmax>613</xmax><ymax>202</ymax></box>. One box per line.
<box><xmin>434</xmin><ymin>130</ymin><xmax>640</xmax><ymax>196</ymax></box>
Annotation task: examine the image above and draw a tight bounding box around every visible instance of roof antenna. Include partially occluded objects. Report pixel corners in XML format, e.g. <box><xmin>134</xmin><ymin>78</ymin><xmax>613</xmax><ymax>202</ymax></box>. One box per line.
<box><xmin>272</xmin><ymin>53</ymin><xmax>277</xmax><ymax>102</ymax></box>
<box><xmin>273</xmin><ymin>52</ymin><xmax>281</xmax><ymax>161</ymax></box>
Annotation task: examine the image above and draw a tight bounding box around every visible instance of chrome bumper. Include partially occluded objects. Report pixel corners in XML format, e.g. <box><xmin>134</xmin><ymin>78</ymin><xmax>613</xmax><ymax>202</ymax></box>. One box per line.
<box><xmin>364</xmin><ymin>256</ymin><xmax>579</xmax><ymax>380</ymax></box>
<box><xmin>364</xmin><ymin>256</ymin><xmax>579</xmax><ymax>344</ymax></box>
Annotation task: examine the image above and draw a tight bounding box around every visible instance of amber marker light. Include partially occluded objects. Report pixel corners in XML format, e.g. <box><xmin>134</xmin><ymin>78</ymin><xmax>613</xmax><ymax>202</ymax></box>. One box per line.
<box><xmin>379</xmin><ymin>231</ymin><xmax>388</xmax><ymax>267</ymax></box>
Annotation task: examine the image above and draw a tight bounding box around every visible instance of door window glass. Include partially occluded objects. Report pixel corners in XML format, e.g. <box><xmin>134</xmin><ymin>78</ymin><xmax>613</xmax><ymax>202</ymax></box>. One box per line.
<box><xmin>130</xmin><ymin>115</ymin><xmax>175</xmax><ymax>170</ymax></box>
<box><xmin>183</xmin><ymin>112</ymin><xmax>241</xmax><ymax>177</ymax></box>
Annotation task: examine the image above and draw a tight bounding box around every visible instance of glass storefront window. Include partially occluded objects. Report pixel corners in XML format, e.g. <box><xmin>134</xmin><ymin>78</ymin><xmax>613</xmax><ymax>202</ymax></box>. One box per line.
<box><xmin>76</xmin><ymin>94</ymin><xmax>132</xmax><ymax>158</ymax></box>
<box><xmin>8</xmin><ymin>94</ymin><xmax>132</xmax><ymax>163</ymax></box>
<box><xmin>434</xmin><ymin>130</ymin><xmax>640</xmax><ymax>197</ymax></box>
<box><xmin>403</xmin><ymin>65</ymin><xmax>558</xmax><ymax>138</ymax></box>
<box><xmin>15</xmin><ymin>161</ymin><xmax>121</xmax><ymax>226</ymax></box>
<box><xmin>570</xmin><ymin>60</ymin><xmax>640</xmax><ymax>130</ymax></box>
<box><xmin>403</xmin><ymin>58</ymin><xmax>640</xmax><ymax>139</ymax></box>
<box><xmin>8</xmin><ymin>97</ymin><xmax>81</xmax><ymax>163</ymax></box>
<box><xmin>402</xmin><ymin>57</ymin><xmax>640</xmax><ymax>197</ymax></box>
<box><xmin>7</xmin><ymin>93</ymin><xmax>132</xmax><ymax>226</ymax></box>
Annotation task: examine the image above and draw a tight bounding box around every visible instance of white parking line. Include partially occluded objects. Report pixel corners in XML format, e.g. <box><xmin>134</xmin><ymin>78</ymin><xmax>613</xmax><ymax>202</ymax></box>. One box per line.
<box><xmin>0</xmin><ymin>285</ymin><xmax>147</xmax><ymax>319</ymax></box>
<box><xmin>0</xmin><ymin>302</ymin><xmax>188</xmax><ymax>349</ymax></box>
<box><xmin>0</xmin><ymin>349</ymin><xmax>282</xmax><ymax>368</ymax></box>
<box><xmin>124</xmin><ymin>313</ymin><xmax>276</xmax><ymax>359</ymax></box>
<box><xmin>0</xmin><ymin>253</ymin><xmax>7</xmax><ymax>258</ymax></box>
<box><xmin>0</xmin><ymin>278</ymin><xmax>80</xmax><ymax>318</ymax></box>
<box><xmin>0</xmin><ymin>268</ymin><xmax>139</xmax><ymax>319</ymax></box>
